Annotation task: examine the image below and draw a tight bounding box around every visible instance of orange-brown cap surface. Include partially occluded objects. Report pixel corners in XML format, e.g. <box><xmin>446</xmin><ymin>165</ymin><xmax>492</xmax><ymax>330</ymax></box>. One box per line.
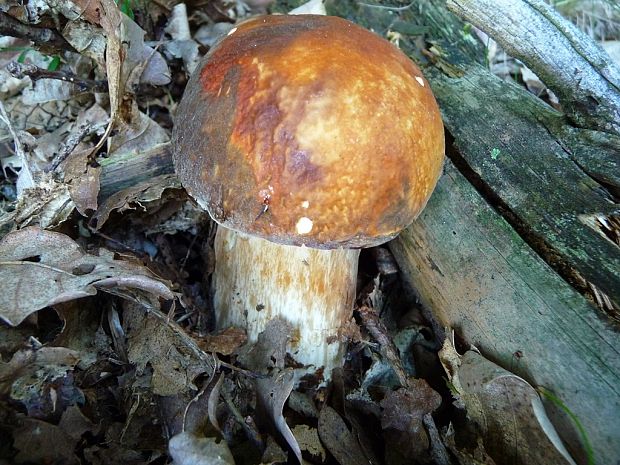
<box><xmin>173</xmin><ymin>15</ymin><xmax>444</xmax><ymax>249</ymax></box>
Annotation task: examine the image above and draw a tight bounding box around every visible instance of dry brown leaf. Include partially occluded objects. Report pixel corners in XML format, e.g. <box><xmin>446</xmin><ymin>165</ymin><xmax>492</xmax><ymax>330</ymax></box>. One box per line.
<box><xmin>124</xmin><ymin>303</ymin><xmax>212</xmax><ymax>396</ymax></box>
<box><xmin>58</xmin><ymin>405</ymin><xmax>100</xmax><ymax>440</ymax></box>
<box><xmin>0</xmin><ymin>227</ymin><xmax>173</xmax><ymax>326</ymax></box>
<box><xmin>458</xmin><ymin>351</ymin><xmax>578</xmax><ymax>465</ymax></box>
<box><xmin>255</xmin><ymin>369</ymin><xmax>301</xmax><ymax>464</ymax></box>
<box><xmin>197</xmin><ymin>327</ymin><xmax>247</xmax><ymax>356</ymax></box>
<box><xmin>317</xmin><ymin>406</ymin><xmax>370</xmax><ymax>465</ymax></box>
<box><xmin>108</xmin><ymin>105</ymin><xmax>169</xmax><ymax>155</ymax></box>
<box><xmin>380</xmin><ymin>379</ymin><xmax>442</xmax><ymax>464</ymax></box>
<box><xmin>0</xmin><ymin>346</ymin><xmax>80</xmax><ymax>396</ymax></box>
<box><xmin>244</xmin><ymin>319</ymin><xmax>302</xmax><ymax>463</ymax></box>
<box><xmin>13</xmin><ymin>417</ymin><xmax>81</xmax><ymax>465</ymax></box>
<box><xmin>2</xmin><ymin>174</ymin><xmax>75</xmax><ymax>230</ymax></box>
<box><xmin>63</xmin><ymin>147</ymin><xmax>101</xmax><ymax>215</ymax></box>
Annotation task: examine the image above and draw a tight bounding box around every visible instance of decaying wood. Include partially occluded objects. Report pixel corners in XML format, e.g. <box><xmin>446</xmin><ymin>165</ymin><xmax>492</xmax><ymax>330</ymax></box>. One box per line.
<box><xmin>391</xmin><ymin>164</ymin><xmax>620</xmax><ymax>465</ymax></box>
<box><xmin>446</xmin><ymin>0</ymin><xmax>620</xmax><ymax>136</ymax></box>
<box><xmin>99</xmin><ymin>142</ymin><xmax>174</xmax><ymax>201</ymax></box>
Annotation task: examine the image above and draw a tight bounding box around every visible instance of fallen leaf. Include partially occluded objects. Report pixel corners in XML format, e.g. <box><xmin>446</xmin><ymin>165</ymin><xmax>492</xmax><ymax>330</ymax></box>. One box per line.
<box><xmin>2</xmin><ymin>174</ymin><xmax>75</xmax><ymax>230</ymax></box>
<box><xmin>124</xmin><ymin>303</ymin><xmax>212</xmax><ymax>396</ymax></box>
<box><xmin>245</xmin><ymin>319</ymin><xmax>302</xmax><ymax>463</ymax></box>
<box><xmin>457</xmin><ymin>351</ymin><xmax>578</xmax><ymax>465</ymax></box>
<box><xmin>380</xmin><ymin>379</ymin><xmax>442</xmax><ymax>464</ymax></box>
<box><xmin>238</xmin><ymin>317</ymin><xmax>291</xmax><ymax>373</ymax></box>
<box><xmin>197</xmin><ymin>327</ymin><xmax>247</xmax><ymax>356</ymax></box>
<box><xmin>168</xmin><ymin>432</ymin><xmax>235</xmax><ymax>465</ymax></box>
<box><xmin>0</xmin><ymin>346</ymin><xmax>80</xmax><ymax>396</ymax></box>
<box><xmin>0</xmin><ymin>227</ymin><xmax>173</xmax><ymax>326</ymax></box>
<box><xmin>255</xmin><ymin>369</ymin><xmax>301</xmax><ymax>464</ymax></box>
<box><xmin>58</xmin><ymin>405</ymin><xmax>100</xmax><ymax>439</ymax></box>
<box><xmin>318</xmin><ymin>406</ymin><xmax>370</xmax><ymax>465</ymax></box>
<box><xmin>108</xmin><ymin>105</ymin><xmax>169</xmax><ymax>155</ymax></box>
<box><xmin>62</xmin><ymin>21</ymin><xmax>107</xmax><ymax>67</ymax></box>
<box><xmin>64</xmin><ymin>148</ymin><xmax>101</xmax><ymax>215</ymax></box>
<box><xmin>13</xmin><ymin>417</ymin><xmax>81</xmax><ymax>465</ymax></box>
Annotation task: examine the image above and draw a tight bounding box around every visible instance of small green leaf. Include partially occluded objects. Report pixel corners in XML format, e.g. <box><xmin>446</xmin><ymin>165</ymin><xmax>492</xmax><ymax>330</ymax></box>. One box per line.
<box><xmin>390</xmin><ymin>21</ymin><xmax>430</xmax><ymax>36</ymax></box>
<box><xmin>537</xmin><ymin>386</ymin><xmax>594</xmax><ymax>465</ymax></box>
<box><xmin>490</xmin><ymin>148</ymin><xmax>501</xmax><ymax>160</ymax></box>
<box><xmin>17</xmin><ymin>49</ymin><xmax>30</xmax><ymax>64</ymax></box>
<box><xmin>47</xmin><ymin>56</ymin><xmax>61</xmax><ymax>71</ymax></box>
<box><xmin>115</xmin><ymin>0</ymin><xmax>134</xmax><ymax>20</ymax></box>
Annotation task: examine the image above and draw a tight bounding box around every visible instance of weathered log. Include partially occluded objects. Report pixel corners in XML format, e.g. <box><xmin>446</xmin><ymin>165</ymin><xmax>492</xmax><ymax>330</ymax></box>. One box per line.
<box><xmin>391</xmin><ymin>163</ymin><xmax>619</xmax><ymax>465</ymax></box>
<box><xmin>446</xmin><ymin>0</ymin><xmax>620</xmax><ymax>136</ymax></box>
<box><xmin>98</xmin><ymin>142</ymin><xmax>174</xmax><ymax>201</ymax></box>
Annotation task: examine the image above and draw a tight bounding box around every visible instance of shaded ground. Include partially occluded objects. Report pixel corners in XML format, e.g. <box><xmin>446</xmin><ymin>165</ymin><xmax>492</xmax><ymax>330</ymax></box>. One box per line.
<box><xmin>1</xmin><ymin>1</ymin><xmax>618</xmax><ymax>464</ymax></box>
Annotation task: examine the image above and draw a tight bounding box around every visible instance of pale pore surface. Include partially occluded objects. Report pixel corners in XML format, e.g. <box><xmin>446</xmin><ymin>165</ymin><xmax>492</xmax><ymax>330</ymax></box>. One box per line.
<box><xmin>213</xmin><ymin>227</ymin><xmax>359</xmax><ymax>378</ymax></box>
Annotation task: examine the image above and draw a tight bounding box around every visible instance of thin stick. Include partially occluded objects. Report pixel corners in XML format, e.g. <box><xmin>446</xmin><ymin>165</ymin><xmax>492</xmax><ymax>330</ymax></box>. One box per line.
<box><xmin>0</xmin><ymin>11</ymin><xmax>75</xmax><ymax>52</ymax></box>
<box><xmin>7</xmin><ymin>61</ymin><xmax>108</xmax><ymax>93</ymax></box>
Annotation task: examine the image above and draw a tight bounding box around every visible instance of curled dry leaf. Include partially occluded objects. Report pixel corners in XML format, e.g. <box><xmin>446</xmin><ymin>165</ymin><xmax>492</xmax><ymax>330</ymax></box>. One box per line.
<box><xmin>244</xmin><ymin>319</ymin><xmax>302</xmax><ymax>463</ymax></box>
<box><xmin>255</xmin><ymin>369</ymin><xmax>301</xmax><ymax>464</ymax></box>
<box><xmin>108</xmin><ymin>105</ymin><xmax>169</xmax><ymax>155</ymax></box>
<box><xmin>456</xmin><ymin>351</ymin><xmax>578</xmax><ymax>465</ymax></box>
<box><xmin>1</xmin><ymin>174</ymin><xmax>75</xmax><ymax>230</ymax></box>
<box><xmin>318</xmin><ymin>406</ymin><xmax>371</xmax><ymax>465</ymax></box>
<box><xmin>0</xmin><ymin>227</ymin><xmax>173</xmax><ymax>326</ymax></box>
<box><xmin>93</xmin><ymin>173</ymin><xmax>180</xmax><ymax>229</ymax></box>
<box><xmin>380</xmin><ymin>379</ymin><xmax>442</xmax><ymax>464</ymax></box>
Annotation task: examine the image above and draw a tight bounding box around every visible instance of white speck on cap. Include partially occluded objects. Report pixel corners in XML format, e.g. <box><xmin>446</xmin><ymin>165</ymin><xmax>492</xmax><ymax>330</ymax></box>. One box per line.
<box><xmin>415</xmin><ymin>76</ymin><xmax>425</xmax><ymax>87</ymax></box>
<box><xmin>296</xmin><ymin>217</ymin><xmax>313</xmax><ymax>234</ymax></box>
<box><xmin>301</xmin><ymin>201</ymin><xmax>309</xmax><ymax>209</ymax></box>
<box><xmin>227</xmin><ymin>27</ymin><xmax>237</xmax><ymax>36</ymax></box>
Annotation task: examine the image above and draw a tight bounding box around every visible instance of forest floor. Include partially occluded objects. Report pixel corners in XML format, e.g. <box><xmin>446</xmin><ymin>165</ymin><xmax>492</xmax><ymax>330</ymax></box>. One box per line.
<box><xmin>0</xmin><ymin>1</ymin><xmax>618</xmax><ymax>464</ymax></box>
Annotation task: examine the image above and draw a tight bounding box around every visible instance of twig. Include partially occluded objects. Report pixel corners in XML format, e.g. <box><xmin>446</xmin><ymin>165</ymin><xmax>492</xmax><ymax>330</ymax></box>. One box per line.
<box><xmin>0</xmin><ymin>99</ymin><xmax>35</xmax><ymax>192</ymax></box>
<box><xmin>0</xmin><ymin>11</ymin><xmax>75</xmax><ymax>53</ymax></box>
<box><xmin>47</xmin><ymin>120</ymin><xmax>108</xmax><ymax>172</ymax></box>
<box><xmin>357</xmin><ymin>1</ymin><xmax>415</xmax><ymax>11</ymax></box>
<box><xmin>7</xmin><ymin>61</ymin><xmax>108</xmax><ymax>93</ymax></box>
<box><xmin>356</xmin><ymin>305</ymin><xmax>409</xmax><ymax>387</ymax></box>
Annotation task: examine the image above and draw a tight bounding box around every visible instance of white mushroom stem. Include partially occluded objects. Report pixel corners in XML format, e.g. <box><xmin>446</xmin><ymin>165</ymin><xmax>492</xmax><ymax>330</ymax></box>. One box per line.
<box><xmin>213</xmin><ymin>226</ymin><xmax>359</xmax><ymax>381</ymax></box>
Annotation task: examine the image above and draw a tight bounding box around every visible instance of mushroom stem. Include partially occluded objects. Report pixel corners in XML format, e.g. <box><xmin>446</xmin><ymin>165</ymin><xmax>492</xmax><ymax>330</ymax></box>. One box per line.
<box><xmin>213</xmin><ymin>226</ymin><xmax>359</xmax><ymax>381</ymax></box>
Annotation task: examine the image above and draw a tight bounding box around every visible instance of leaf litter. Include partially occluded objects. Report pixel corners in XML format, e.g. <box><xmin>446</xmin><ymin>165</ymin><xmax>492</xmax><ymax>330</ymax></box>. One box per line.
<box><xmin>0</xmin><ymin>0</ymin><xmax>585</xmax><ymax>464</ymax></box>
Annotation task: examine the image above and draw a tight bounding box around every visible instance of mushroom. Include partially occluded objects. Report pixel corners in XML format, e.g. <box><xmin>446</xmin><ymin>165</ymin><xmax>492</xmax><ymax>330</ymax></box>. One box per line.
<box><xmin>172</xmin><ymin>15</ymin><xmax>444</xmax><ymax>382</ymax></box>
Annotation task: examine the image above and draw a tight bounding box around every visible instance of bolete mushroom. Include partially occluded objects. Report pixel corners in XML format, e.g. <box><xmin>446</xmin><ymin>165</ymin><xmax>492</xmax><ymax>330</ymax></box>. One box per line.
<box><xmin>172</xmin><ymin>15</ymin><xmax>444</xmax><ymax>382</ymax></box>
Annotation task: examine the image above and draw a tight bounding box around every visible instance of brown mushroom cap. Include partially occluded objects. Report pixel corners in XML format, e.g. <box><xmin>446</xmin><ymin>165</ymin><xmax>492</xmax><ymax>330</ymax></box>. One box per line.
<box><xmin>173</xmin><ymin>15</ymin><xmax>444</xmax><ymax>249</ymax></box>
